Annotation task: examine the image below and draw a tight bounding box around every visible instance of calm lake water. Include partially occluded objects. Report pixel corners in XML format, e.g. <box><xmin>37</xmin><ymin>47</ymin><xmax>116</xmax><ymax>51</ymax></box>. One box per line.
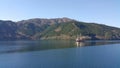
<box><xmin>0</xmin><ymin>40</ymin><xmax>120</xmax><ymax>68</ymax></box>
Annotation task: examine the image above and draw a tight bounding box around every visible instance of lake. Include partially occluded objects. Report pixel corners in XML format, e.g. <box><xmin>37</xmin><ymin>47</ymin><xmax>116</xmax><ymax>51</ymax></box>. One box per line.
<box><xmin>0</xmin><ymin>40</ymin><xmax>120</xmax><ymax>68</ymax></box>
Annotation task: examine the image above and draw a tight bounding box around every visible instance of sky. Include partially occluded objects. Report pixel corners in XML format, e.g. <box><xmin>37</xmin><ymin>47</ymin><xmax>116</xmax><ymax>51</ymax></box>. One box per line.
<box><xmin>0</xmin><ymin>0</ymin><xmax>119</xmax><ymax>27</ymax></box>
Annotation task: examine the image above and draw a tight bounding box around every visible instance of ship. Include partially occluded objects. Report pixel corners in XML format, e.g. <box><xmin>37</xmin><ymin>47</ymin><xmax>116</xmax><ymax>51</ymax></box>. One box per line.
<box><xmin>76</xmin><ymin>34</ymin><xmax>84</xmax><ymax>42</ymax></box>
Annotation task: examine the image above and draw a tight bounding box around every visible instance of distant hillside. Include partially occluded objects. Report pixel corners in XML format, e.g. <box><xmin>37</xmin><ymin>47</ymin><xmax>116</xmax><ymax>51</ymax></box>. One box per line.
<box><xmin>16</xmin><ymin>17</ymin><xmax>74</xmax><ymax>39</ymax></box>
<box><xmin>39</xmin><ymin>21</ymin><xmax>120</xmax><ymax>40</ymax></box>
<box><xmin>0</xmin><ymin>20</ymin><xmax>30</xmax><ymax>40</ymax></box>
<box><xmin>0</xmin><ymin>18</ymin><xmax>120</xmax><ymax>40</ymax></box>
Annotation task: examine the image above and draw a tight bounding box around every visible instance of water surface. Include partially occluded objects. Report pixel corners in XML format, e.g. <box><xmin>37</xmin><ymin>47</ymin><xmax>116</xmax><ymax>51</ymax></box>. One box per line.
<box><xmin>0</xmin><ymin>40</ymin><xmax>120</xmax><ymax>68</ymax></box>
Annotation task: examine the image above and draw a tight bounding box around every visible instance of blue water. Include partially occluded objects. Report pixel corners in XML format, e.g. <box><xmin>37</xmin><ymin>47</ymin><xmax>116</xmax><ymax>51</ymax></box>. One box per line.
<box><xmin>0</xmin><ymin>40</ymin><xmax>120</xmax><ymax>68</ymax></box>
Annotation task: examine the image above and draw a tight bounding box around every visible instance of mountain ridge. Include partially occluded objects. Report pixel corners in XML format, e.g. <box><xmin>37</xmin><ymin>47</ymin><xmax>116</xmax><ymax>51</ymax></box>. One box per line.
<box><xmin>0</xmin><ymin>17</ymin><xmax>120</xmax><ymax>40</ymax></box>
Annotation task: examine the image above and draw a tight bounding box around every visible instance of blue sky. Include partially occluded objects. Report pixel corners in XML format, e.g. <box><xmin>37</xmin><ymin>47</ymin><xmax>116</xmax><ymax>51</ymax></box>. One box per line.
<box><xmin>0</xmin><ymin>0</ymin><xmax>119</xmax><ymax>27</ymax></box>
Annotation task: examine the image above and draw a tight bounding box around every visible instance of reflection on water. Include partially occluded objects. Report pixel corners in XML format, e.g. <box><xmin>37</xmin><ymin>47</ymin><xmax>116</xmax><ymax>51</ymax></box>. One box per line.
<box><xmin>76</xmin><ymin>40</ymin><xmax>120</xmax><ymax>47</ymax></box>
<box><xmin>76</xmin><ymin>42</ymin><xmax>85</xmax><ymax>47</ymax></box>
<box><xmin>0</xmin><ymin>40</ymin><xmax>120</xmax><ymax>54</ymax></box>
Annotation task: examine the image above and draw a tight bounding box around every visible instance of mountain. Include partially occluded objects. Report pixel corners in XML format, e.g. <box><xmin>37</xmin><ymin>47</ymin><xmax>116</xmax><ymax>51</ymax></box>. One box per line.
<box><xmin>16</xmin><ymin>17</ymin><xmax>74</xmax><ymax>39</ymax></box>
<box><xmin>0</xmin><ymin>18</ymin><xmax>120</xmax><ymax>40</ymax></box>
<box><xmin>38</xmin><ymin>21</ymin><xmax>120</xmax><ymax>40</ymax></box>
<box><xmin>0</xmin><ymin>20</ymin><xmax>17</xmax><ymax>40</ymax></box>
<box><xmin>0</xmin><ymin>20</ymin><xmax>31</xmax><ymax>40</ymax></box>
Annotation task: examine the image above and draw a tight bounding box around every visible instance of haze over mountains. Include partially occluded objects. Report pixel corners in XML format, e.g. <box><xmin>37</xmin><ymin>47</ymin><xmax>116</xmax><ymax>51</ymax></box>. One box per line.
<box><xmin>0</xmin><ymin>17</ymin><xmax>120</xmax><ymax>40</ymax></box>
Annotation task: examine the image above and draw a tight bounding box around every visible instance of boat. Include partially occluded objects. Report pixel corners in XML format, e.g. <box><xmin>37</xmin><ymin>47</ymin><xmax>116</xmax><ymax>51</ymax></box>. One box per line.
<box><xmin>76</xmin><ymin>34</ymin><xmax>84</xmax><ymax>42</ymax></box>
<box><xmin>76</xmin><ymin>37</ymin><xmax>84</xmax><ymax>42</ymax></box>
